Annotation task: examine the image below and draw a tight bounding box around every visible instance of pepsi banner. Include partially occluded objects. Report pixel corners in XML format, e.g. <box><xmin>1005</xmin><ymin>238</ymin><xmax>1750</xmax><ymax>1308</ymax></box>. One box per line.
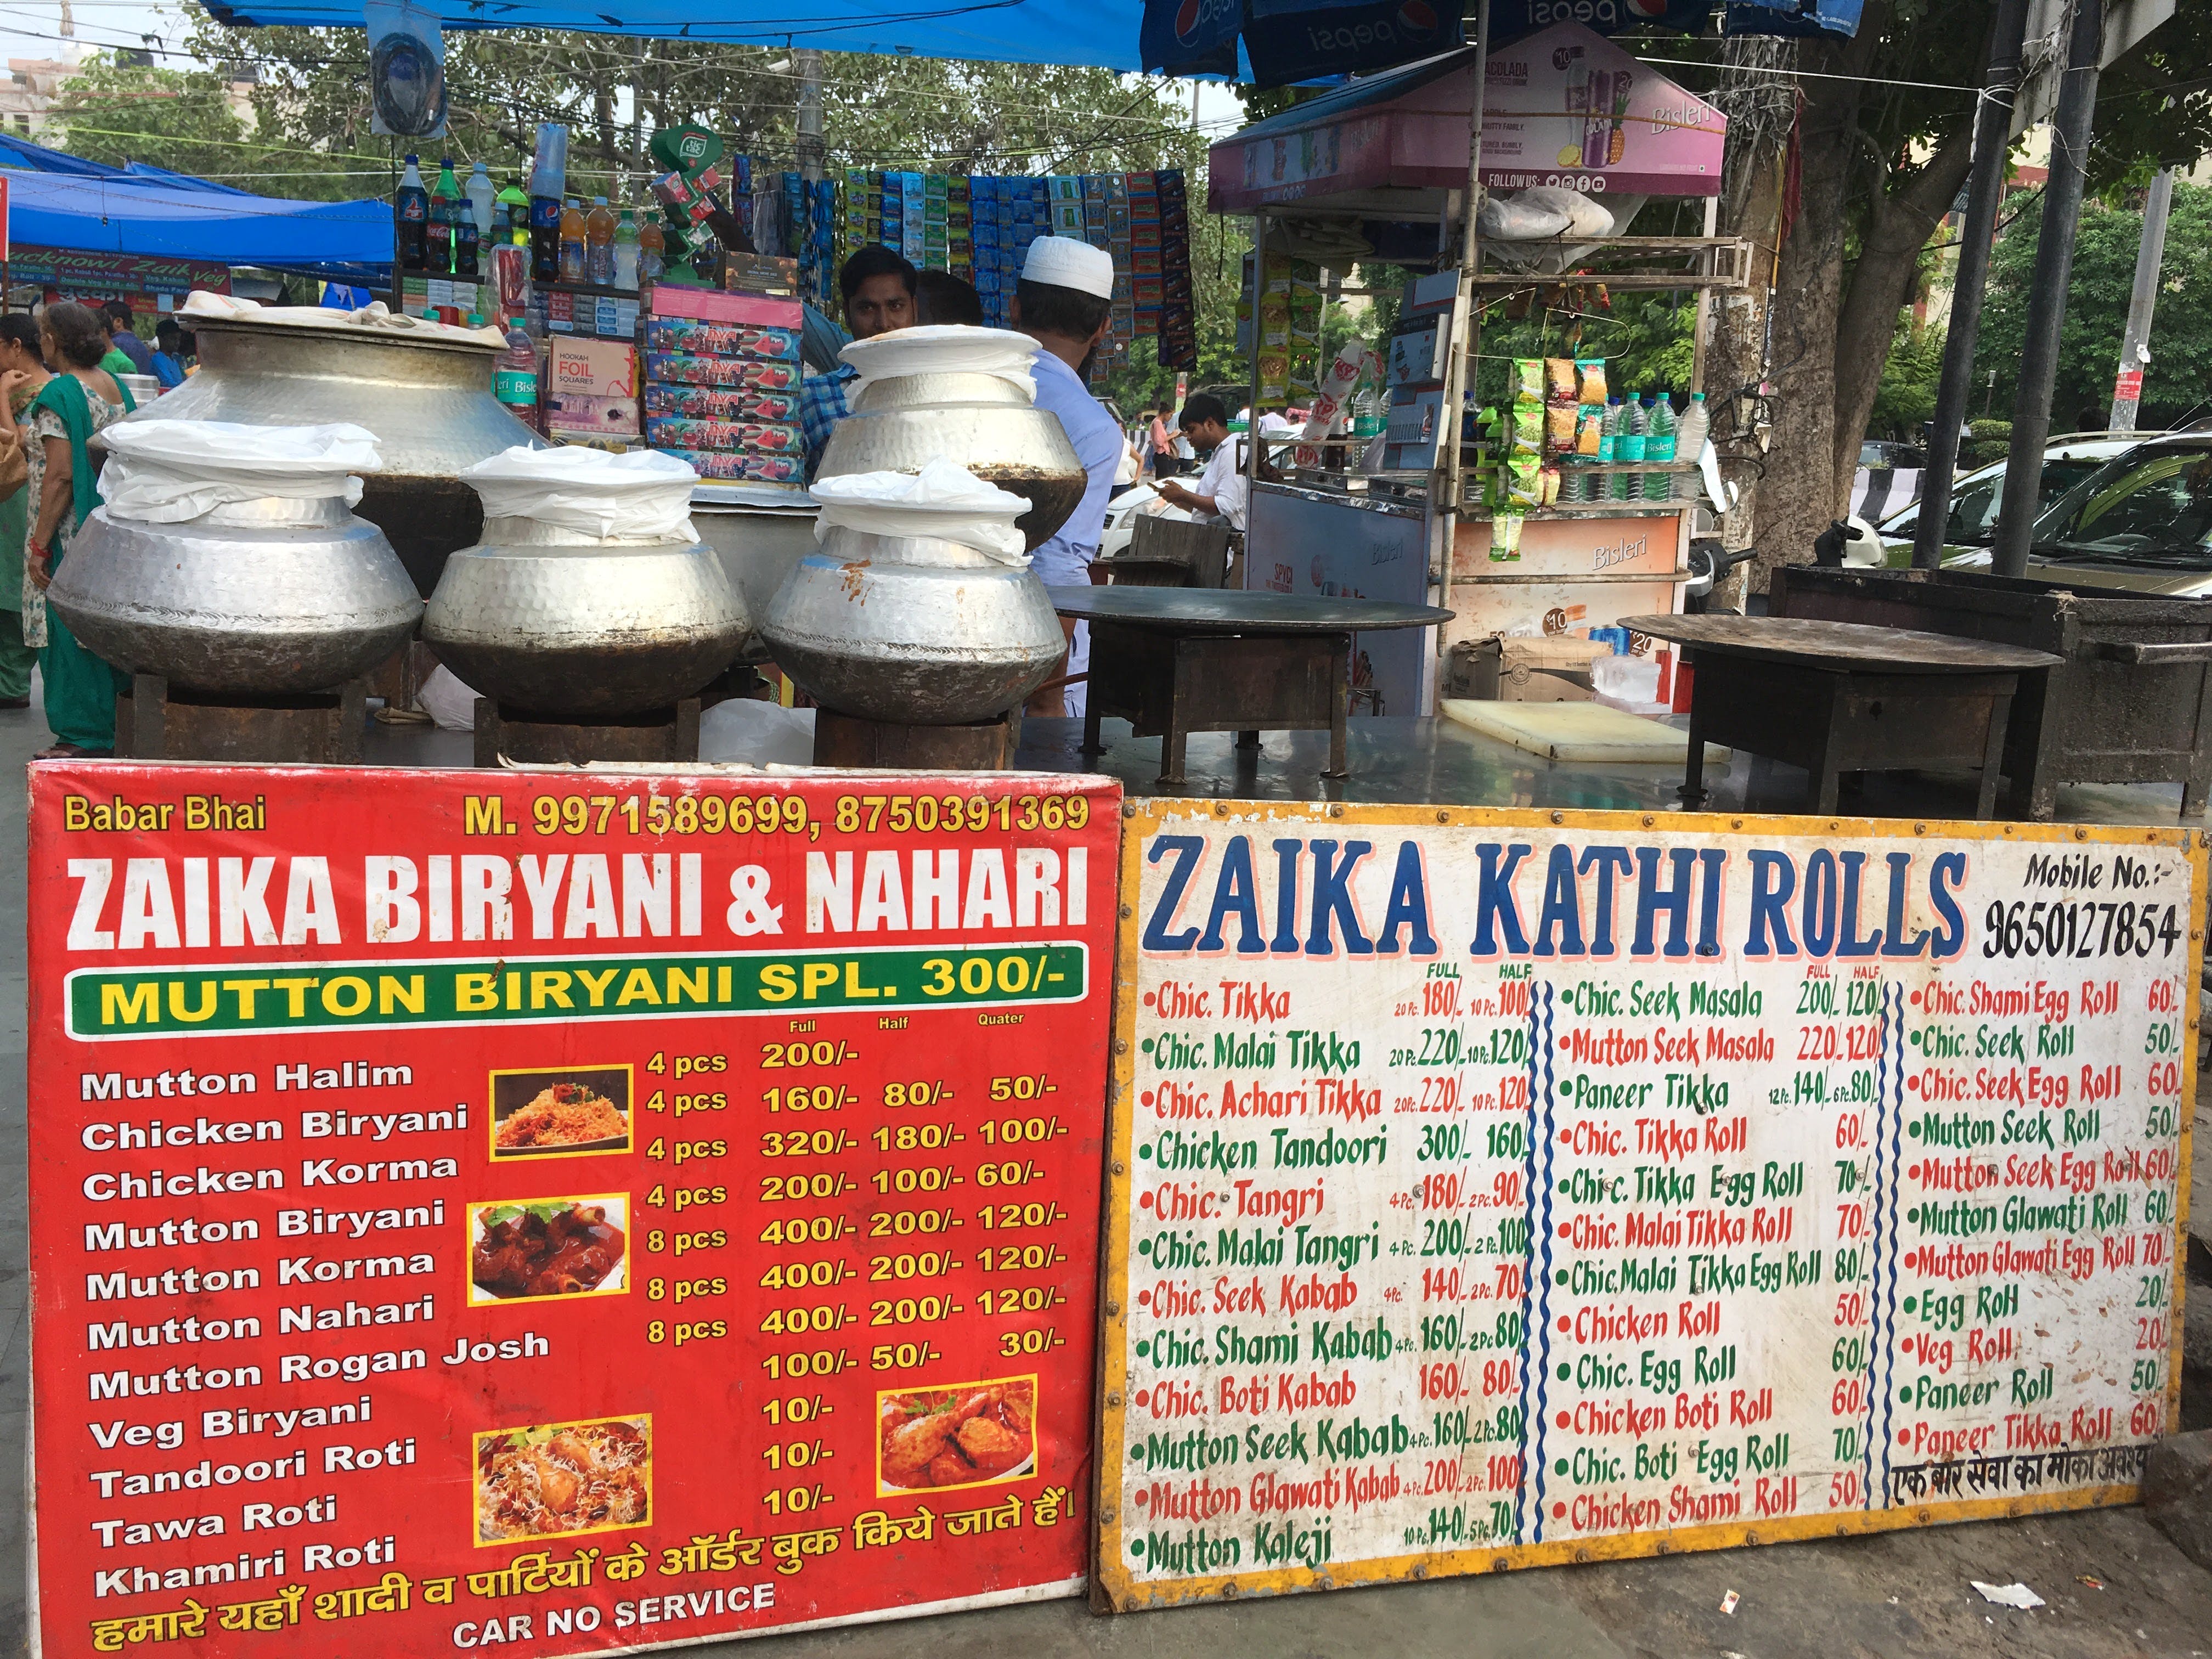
<box><xmin>1240</xmin><ymin>0</ymin><xmax>1459</xmax><ymax>89</ymax></box>
<box><xmin>1139</xmin><ymin>0</ymin><xmax>1240</xmax><ymax>80</ymax></box>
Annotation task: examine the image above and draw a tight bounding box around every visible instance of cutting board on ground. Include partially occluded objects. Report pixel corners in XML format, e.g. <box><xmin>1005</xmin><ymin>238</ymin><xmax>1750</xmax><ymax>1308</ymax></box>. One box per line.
<box><xmin>1441</xmin><ymin>698</ymin><xmax>1730</xmax><ymax>765</ymax></box>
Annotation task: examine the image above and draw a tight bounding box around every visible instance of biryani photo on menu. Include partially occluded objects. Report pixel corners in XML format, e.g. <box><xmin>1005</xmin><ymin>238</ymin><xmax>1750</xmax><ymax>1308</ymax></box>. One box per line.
<box><xmin>466</xmin><ymin>1195</ymin><xmax>629</xmax><ymax>1307</ymax></box>
<box><xmin>475</xmin><ymin>1415</ymin><xmax>652</xmax><ymax>1544</ymax></box>
<box><xmin>876</xmin><ymin>1376</ymin><xmax>1036</xmax><ymax>1496</ymax></box>
<box><xmin>489</xmin><ymin>1064</ymin><xmax>632</xmax><ymax>1159</ymax></box>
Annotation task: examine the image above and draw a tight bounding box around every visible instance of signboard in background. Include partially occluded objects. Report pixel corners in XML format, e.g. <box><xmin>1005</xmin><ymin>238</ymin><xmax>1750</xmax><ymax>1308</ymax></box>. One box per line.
<box><xmin>1096</xmin><ymin>803</ymin><xmax>2196</xmax><ymax>1609</ymax></box>
<box><xmin>7</xmin><ymin>245</ymin><xmax>230</xmax><ymax>303</ymax></box>
<box><xmin>27</xmin><ymin>763</ymin><xmax>1118</xmax><ymax>1656</ymax></box>
<box><xmin>1444</xmin><ymin>511</ymin><xmax>1687</xmax><ymax>650</ymax></box>
<box><xmin>1246</xmin><ymin>484</ymin><xmax>1432</xmax><ymax>718</ymax></box>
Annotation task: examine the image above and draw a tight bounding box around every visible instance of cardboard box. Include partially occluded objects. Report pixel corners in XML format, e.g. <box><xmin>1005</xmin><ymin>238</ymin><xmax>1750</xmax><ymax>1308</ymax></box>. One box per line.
<box><xmin>548</xmin><ymin>337</ymin><xmax>636</xmax><ymax>399</ymax></box>
<box><xmin>1452</xmin><ymin>635</ymin><xmax>1608</xmax><ymax>702</ymax></box>
<box><xmin>545</xmin><ymin>391</ymin><xmax>641</xmax><ymax>439</ymax></box>
<box><xmin>723</xmin><ymin>253</ymin><xmax>799</xmax><ymax>296</ymax></box>
<box><xmin>650</xmin><ymin>285</ymin><xmax>802</xmax><ymax>328</ymax></box>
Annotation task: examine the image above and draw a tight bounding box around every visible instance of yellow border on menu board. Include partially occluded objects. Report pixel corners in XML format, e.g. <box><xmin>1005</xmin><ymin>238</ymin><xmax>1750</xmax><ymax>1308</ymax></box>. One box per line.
<box><xmin>1090</xmin><ymin>802</ymin><xmax>2204</xmax><ymax>1613</ymax></box>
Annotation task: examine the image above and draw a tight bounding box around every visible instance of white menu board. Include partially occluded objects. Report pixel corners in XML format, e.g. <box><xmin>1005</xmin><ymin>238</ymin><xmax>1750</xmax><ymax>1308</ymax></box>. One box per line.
<box><xmin>1094</xmin><ymin>804</ymin><xmax>2198</xmax><ymax>1609</ymax></box>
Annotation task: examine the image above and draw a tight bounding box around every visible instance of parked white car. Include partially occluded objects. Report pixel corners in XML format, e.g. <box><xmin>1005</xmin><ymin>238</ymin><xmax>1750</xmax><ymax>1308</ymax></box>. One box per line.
<box><xmin>1876</xmin><ymin>435</ymin><xmax>2146</xmax><ymax>563</ymax></box>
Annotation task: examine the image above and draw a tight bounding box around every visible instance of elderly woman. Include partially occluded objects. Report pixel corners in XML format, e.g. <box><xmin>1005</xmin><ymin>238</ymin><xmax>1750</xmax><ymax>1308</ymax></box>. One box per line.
<box><xmin>0</xmin><ymin>314</ymin><xmax>48</xmax><ymax>710</ymax></box>
<box><xmin>7</xmin><ymin>300</ymin><xmax>133</xmax><ymax>757</ymax></box>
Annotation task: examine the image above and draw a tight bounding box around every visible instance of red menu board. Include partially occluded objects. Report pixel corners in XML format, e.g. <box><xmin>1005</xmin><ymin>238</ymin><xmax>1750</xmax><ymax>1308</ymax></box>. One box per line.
<box><xmin>25</xmin><ymin>762</ymin><xmax>1119</xmax><ymax>1656</ymax></box>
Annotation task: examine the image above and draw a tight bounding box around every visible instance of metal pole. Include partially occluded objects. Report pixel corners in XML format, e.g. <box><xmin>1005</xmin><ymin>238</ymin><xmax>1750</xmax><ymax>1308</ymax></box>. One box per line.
<box><xmin>2107</xmin><ymin>166</ymin><xmax>2171</xmax><ymax>432</ymax></box>
<box><xmin>1989</xmin><ymin>0</ymin><xmax>2103</xmax><ymax>579</ymax></box>
<box><xmin>1436</xmin><ymin>0</ymin><xmax>1490</xmax><ymax>515</ymax></box>
<box><xmin>1911</xmin><ymin>0</ymin><xmax>2030</xmax><ymax>570</ymax></box>
<box><xmin>794</xmin><ymin>48</ymin><xmax>825</xmax><ymax>183</ymax></box>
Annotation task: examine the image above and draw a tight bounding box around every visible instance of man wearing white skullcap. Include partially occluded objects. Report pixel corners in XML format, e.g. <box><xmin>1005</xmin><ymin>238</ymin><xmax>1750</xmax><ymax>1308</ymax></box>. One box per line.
<box><xmin>1014</xmin><ymin>235</ymin><xmax>1124</xmax><ymax>720</ymax></box>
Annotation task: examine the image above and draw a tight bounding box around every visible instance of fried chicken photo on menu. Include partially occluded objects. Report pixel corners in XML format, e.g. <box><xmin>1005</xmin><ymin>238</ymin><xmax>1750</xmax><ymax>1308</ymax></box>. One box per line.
<box><xmin>878</xmin><ymin>1381</ymin><xmax>1036</xmax><ymax>1491</ymax></box>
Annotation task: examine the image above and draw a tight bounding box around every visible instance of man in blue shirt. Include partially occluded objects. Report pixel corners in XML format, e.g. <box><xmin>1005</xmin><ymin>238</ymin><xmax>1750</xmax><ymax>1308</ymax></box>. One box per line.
<box><xmin>1013</xmin><ymin>236</ymin><xmax>1122</xmax><ymax>719</ymax></box>
<box><xmin>101</xmin><ymin>300</ymin><xmax>154</xmax><ymax>376</ymax></box>
<box><xmin>149</xmin><ymin>319</ymin><xmax>188</xmax><ymax>390</ymax></box>
<box><xmin>799</xmin><ymin>245</ymin><xmax>917</xmax><ymax>483</ymax></box>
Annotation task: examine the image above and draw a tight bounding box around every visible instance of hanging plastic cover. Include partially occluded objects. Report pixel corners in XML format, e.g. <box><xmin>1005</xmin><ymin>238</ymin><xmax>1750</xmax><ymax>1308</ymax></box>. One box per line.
<box><xmin>809</xmin><ymin>459</ymin><xmax>1031</xmax><ymax>564</ymax></box>
<box><xmin>840</xmin><ymin>326</ymin><xmax>1041</xmax><ymax>403</ymax></box>
<box><xmin>462</xmin><ymin>447</ymin><xmax>701</xmax><ymax>543</ymax></box>
<box><xmin>366</xmin><ymin>0</ymin><xmax>448</xmax><ymax>138</ymax></box>
<box><xmin>1722</xmin><ymin>0</ymin><xmax>1863</xmax><ymax>38</ymax></box>
<box><xmin>98</xmin><ymin>421</ymin><xmax>382</xmax><ymax>522</ymax></box>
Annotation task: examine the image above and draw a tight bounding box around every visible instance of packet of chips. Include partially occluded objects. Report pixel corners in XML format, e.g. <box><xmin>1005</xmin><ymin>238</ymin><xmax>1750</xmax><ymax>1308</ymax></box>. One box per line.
<box><xmin>1546</xmin><ymin>358</ymin><xmax>1577</xmax><ymax>402</ymax></box>
<box><xmin>1511</xmin><ymin>402</ymin><xmax>1544</xmax><ymax>456</ymax></box>
<box><xmin>1576</xmin><ymin>357</ymin><xmax>1609</xmax><ymax>404</ymax></box>
<box><xmin>1505</xmin><ymin>454</ymin><xmax>1543</xmax><ymax>507</ymax></box>
<box><xmin>1513</xmin><ymin>358</ymin><xmax>1544</xmax><ymax>402</ymax></box>
<box><xmin>1546</xmin><ymin>402</ymin><xmax>1576</xmax><ymax>452</ymax></box>
<box><xmin>1489</xmin><ymin>510</ymin><xmax>1524</xmax><ymax>562</ymax></box>
<box><xmin>1576</xmin><ymin>405</ymin><xmax>1604</xmax><ymax>456</ymax></box>
<box><xmin>1540</xmin><ymin>465</ymin><xmax>1561</xmax><ymax>506</ymax></box>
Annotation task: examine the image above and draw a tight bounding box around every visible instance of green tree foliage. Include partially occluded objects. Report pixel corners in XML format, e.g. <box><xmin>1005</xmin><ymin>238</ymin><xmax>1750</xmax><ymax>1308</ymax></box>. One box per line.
<box><xmin>1869</xmin><ymin>315</ymin><xmax>1945</xmax><ymax>440</ymax></box>
<box><xmin>1977</xmin><ymin>179</ymin><xmax>2212</xmax><ymax>431</ymax></box>
<box><xmin>49</xmin><ymin>49</ymin><xmax>359</xmax><ymax>195</ymax></box>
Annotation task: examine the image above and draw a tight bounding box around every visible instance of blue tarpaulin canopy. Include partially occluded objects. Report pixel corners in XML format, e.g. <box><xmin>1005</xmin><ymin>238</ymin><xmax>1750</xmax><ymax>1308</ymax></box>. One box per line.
<box><xmin>204</xmin><ymin>0</ymin><xmax>1152</xmax><ymax>70</ymax></box>
<box><xmin>0</xmin><ymin>132</ymin><xmax>391</xmax><ymax>279</ymax></box>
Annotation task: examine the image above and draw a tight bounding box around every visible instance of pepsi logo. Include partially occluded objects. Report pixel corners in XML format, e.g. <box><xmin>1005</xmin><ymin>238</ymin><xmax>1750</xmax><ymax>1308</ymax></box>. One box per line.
<box><xmin>1397</xmin><ymin>0</ymin><xmax>1440</xmax><ymax>32</ymax></box>
<box><xmin>1172</xmin><ymin>0</ymin><xmax>1234</xmax><ymax>46</ymax></box>
<box><xmin>1626</xmin><ymin>0</ymin><xmax>1671</xmax><ymax>15</ymax></box>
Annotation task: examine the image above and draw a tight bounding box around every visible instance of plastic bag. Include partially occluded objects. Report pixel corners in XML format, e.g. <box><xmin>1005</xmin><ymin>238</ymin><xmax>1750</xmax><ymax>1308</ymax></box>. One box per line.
<box><xmin>841</xmin><ymin>325</ymin><xmax>1040</xmax><ymax>403</ymax></box>
<box><xmin>1514</xmin><ymin>187</ymin><xmax>1615</xmax><ymax>239</ymax></box>
<box><xmin>461</xmin><ymin>446</ymin><xmax>701</xmax><ymax>542</ymax></box>
<box><xmin>1545</xmin><ymin>358</ymin><xmax>1577</xmax><ymax>403</ymax></box>
<box><xmin>1576</xmin><ymin>358</ymin><xmax>1609</xmax><ymax>404</ymax></box>
<box><xmin>365</xmin><ymin>0</ymin><xmax>447</xmax><ymax>138</ymax></box>
<box><xmin>1476</xmin><ymin>195</ymin><xmax>1574</xmax><ymax>242</ymax></box>
<box><xmin>1489</xmin><ymin>511</ymin><xmax>1523</xmax><ymax>562</ymax></box>
<box><xmin>415</xmin><ymin>664</ymin><xmax>480</xmax><ymax>732</ymax></box>
<box><xmin>698</xmin><ymin>698</ymin><xmax>818</xmax><ymax>766</ymax></box>
<box><xmin>808</xmin><ymin>457</ymin><xmax>1031</xmax><ymax>563</ymax></box>
<box><xmin>1511</xmin><ymin>359</ymin><xmax>1544</xmax><ymax>402</ymax></box>
<box><xmin>99</xmin><ymin>421</ymin><xmax>382</xmax><ymax>523</ymax></box>
<box><xmin>1545</xmin><ymin>403</ymin><xmax>1576</xmax><ymax>452</ymax></box>
<box><xmin>1576</xmin><ymin>406</ymin><xmax>1604</xmax><ymax>456</ymax></box>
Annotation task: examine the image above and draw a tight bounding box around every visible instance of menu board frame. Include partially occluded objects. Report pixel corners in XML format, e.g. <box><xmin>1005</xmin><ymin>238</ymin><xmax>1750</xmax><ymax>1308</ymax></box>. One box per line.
<box><xmin>26</xmin><ymin>760</ymin><xmax>1121</xmax><ymax>1657</ymax></box>
<box><xmin>1092</xmin><ymin>800</ymin><xmax>2199</xmax><ymax>1612</ymax></box>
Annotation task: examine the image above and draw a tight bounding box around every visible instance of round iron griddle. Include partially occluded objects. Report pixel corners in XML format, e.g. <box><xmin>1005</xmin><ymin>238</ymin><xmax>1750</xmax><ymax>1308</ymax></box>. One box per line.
<box><xmin>1045</xmin><ymin>586</ymin><xmax>1453</xmax><ymax>633</ymax></box>
<box><xmin>1618</xmin><ymin>613</ymin><xmax>2063</xmax><ymax>674</ymax></box>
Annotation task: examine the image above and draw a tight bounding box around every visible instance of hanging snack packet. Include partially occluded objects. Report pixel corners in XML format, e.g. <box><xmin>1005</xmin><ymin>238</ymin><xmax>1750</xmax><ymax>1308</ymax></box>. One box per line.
<box><xmin>1490</xmin><ymin>510</ymin><xmax>1524</xmax><ymax>562</ymax></box>
<box><xmin>1577</xmin><ymin>357</ymin><xmax>1609</xmax><ymax>404</ymax></box>
<box><xmin>1506</xmin><ymin>453</ymin><xmax>1543</xmax><ymax>507</ymax></box>
<box><xmin>1546</xmin><ymin>357</ymin><xmax>1577</xmax><ymax>403</ymax></box>
<box><xmin>1513</xmin><ymin>358</ymin><xmax>1544</xmax><ymax>402</ymax></box>
<box><xmin>1540</xmin><ymin>465</ymin><xmax>1561</xmax><ymax>506</ymax></box>
<box><xmin>1576</xmin><ymin>404</ymin><xmax>1604</xmax><ymax>456</ymax></box>
<box><xmin>1546</xmin><ymin>401</ymin><xmax>1576</xmax><ymax>452</ymax></box>
<box><xmin>1511</xmin><ymin>402</ymin><xmax>1544</xmax><ymax>456</ymax></box>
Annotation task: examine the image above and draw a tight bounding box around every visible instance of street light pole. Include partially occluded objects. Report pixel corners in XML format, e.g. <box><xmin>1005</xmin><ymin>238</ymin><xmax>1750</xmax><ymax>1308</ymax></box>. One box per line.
<box><xmin>1911</xmin><ymin>0</ymin><xmax>2030</xmax><ymax>571</ymax></box>
<box><xmin>1989</xmin><ymin>0</ymin><xmax>2104</xmax><ymax>579</ymax></box>
<box><xmin>2107</xmin><ymin>167</ymin><xmax>2172</xmax><ymax>432</ymax></box>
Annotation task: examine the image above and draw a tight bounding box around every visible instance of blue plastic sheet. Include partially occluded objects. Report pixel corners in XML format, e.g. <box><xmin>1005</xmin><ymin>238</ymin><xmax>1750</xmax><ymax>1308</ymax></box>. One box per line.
<box><xmin>2</xmin><ymin>168</ymin><xmax>393</xmax><ymax>277</ymax></box>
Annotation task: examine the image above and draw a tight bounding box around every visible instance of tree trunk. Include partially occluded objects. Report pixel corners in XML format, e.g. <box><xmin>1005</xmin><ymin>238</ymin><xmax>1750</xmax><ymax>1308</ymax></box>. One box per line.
<box><xmin>1826</xmin><ymin>132</ymin><xmax>1978</xmax><ymax>503</ymax></box>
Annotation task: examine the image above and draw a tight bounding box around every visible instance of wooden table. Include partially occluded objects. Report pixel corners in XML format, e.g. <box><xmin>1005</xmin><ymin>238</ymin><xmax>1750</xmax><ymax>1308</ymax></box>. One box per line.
<box><xmin>1047</xmin><ymin>587</ymin><xmax>1453</xmax><ymax>787</ymax></box>
<box><xmin>1618</xmin><ymin>614</ymin><xmax>2063</xmax><ymax>818</ymax></box>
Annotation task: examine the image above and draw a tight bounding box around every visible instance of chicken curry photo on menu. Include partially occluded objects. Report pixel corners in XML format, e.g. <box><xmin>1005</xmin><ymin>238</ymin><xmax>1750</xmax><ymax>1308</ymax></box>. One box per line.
<box><xmin>470</xmin><ymin>1200</ymin><xmax>627</xmax><ymax>1301</ymax></box>
<box><xmin>877</xmin><ymin>1379</ymin><xmax>1036</xmax><ymax>1493</ymax></box>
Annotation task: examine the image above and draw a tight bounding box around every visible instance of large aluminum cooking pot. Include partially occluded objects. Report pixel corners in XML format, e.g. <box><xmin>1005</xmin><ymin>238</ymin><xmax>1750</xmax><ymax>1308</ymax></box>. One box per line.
<box><xmin>125</xmin><ymin>317</ymin><xmax>544</xmax><ymax>596</ymax></box>
<box><xmin>812</xmin><ymin>371</ymin><xmax>1085</xmax><ymax>552</ymax></box>
<box><xmin>425</xmin><ymin>518</ymin><xmax>748</xmax><ymax>718</ymax></box>
<box><xmin>761</xmin><ymin>523</ymin><xmax>1063</xmax><ymax>724</ymax></box>
<box><xmin>48</xmin><ymin>494</ymin><xmax>421</xmax><ymax>694</ymax></box>
<box><xmin>690</xmin><ymin>483</ymin><xmax>818</xmax><ymax>663</ymax></box>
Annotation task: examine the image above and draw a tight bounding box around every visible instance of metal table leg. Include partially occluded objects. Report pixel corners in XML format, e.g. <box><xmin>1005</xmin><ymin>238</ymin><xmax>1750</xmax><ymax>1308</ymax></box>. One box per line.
<box><xmin>1324</xmin><ymin>631</ymin><xmax>1350</xmax><ymax>780</ymax></box>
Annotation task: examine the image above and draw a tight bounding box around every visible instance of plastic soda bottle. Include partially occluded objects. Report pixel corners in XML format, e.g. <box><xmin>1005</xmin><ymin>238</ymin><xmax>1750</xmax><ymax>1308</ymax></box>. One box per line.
<box><xmin>613</xmin><ymin>207</ymin><xmax>640</xmax><ymax>290</ymax></box>
<box><xmin>1673</xmin><ymin>391</ymin><xmax>1709</xmax><ymax>500</ymax></box>
<box><xmin>427</xmin><ymin>157</ymin><xmax>460</xmax><ymax>273</ymax></box>
<box><xmin>497</xmin><ymin>178</ymin><xmax>530</xmax><ymax>247</ymax></box>
<box><xmin>465</xmin><ymin>162</ymin><xmax>496</xmax><ymax>251</ymax></box>
<box><xmin>637</xmin><ymin>216</ymin><xmax>665</xmax><ymax>285</ymax></box>
<box><xmin>494</xmin><ymin>318</ymin><xmax>540</xmax><ymax>422</ymax></box>
<box><xmin>394</xmin><ymin>155</ymin><xmax>428</xmax><ymax>272</ymax></box>
<box><xmin>558</xmin><ymin>199</ymin><xmax>587</xmax><ymax>282</ymax></box>
<box><xmin>453</xmin><ymin>197</ymin><xmax>480</xmax><ymax>279</ymax></box>
<box><xmin>585</xmin><ymin>196</ymin><xmax>616</xmax><ymax>285</ymax></box>
<box><xmin>1643</xmin><ymin>392</ymin><xmax>1676</xmax><ymax>501</ymax></box>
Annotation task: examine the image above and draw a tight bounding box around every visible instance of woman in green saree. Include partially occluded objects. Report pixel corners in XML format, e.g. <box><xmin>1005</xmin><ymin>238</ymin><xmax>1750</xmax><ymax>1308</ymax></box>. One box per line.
<box><xmin>15</xmin><ymin>300</ymin><xmax>133</xmax><ymax>758</ymax></box>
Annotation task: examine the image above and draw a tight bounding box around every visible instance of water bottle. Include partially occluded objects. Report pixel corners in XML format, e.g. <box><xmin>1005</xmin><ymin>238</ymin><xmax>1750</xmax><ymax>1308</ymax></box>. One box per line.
<box><xmin>1613</xmin><ymin>398</ymin><xmax>1647</xmax><ymax>501</ymax></box>
<box><xmin>613</xmin><ymin>208</ymin><xmax>640</xmax><ymax>291</ymax></box>
<box><xmin>465</xmin><ymin>162</ymin><xmax>496</xmax><ymax>253</ymax></box>
<box><xmin>1673</xmin><ymin>391</ymin><xmax>1709</xmax><ymax>500</ymax></box>
<box><xmin>1643</xmin><ymin>392</ymin><xmax>1676</xmax><ymax>501</ymax></box>
<box><xmin>494</xmin><ymin>318</ymin><xmax>540</xmax><ymax>422</ymax></box>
